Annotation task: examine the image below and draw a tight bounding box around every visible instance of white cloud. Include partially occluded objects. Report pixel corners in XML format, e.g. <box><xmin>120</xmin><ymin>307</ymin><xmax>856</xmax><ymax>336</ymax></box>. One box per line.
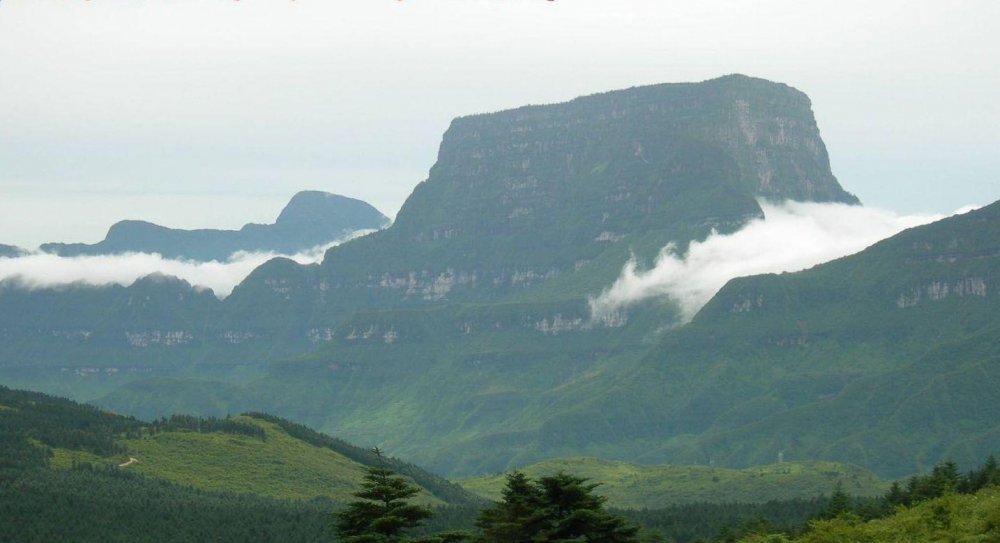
<box><xmin>589</xmin><ymin>201</ymin><xmax>966</xmax><ymax>323</ymax></box>
<box><xmin>0</xmin><ymin>230</ymin><xmax>374</xmax><ymax>298</ymax></box>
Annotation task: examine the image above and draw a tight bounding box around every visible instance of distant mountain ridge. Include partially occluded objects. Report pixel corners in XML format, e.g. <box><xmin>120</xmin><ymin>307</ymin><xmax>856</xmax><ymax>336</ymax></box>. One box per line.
<box><xmin>0</xmin><ymin>244</ymin><xmax>27</xmax><ymax>258</ymax></box>
<box><xmin>39</xmin><ymin>191</ymin><xmax>390</xmax><ymax>261</ymax></box>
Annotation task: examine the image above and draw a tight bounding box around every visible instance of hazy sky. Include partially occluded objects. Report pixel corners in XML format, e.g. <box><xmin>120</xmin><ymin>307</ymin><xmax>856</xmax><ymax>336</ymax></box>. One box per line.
<box><xmin>1</xmin><ymin>0</ymin><xmax>997</xmax><ymax>248</ymax></box>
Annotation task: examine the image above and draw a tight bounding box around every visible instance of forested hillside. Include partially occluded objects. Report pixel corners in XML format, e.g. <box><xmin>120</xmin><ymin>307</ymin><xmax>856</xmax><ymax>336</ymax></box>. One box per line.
<box><xmin>0</xmin><ymin>385</ymin><xmax>476</xmax><ymax>505</ymax></box>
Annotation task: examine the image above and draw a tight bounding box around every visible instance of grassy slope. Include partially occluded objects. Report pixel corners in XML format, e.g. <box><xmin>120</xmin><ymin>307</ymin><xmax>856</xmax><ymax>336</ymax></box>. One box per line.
<box><xmin>52</xmin><ymin>415</ymin><xmax>443</xmax><ymax>505</ymax></box>
<box><xmin>457</xmin><ymin>457</ymin><xmax>888</xmax><ymax>508</ymax></box>
<box><xmin>741</xmin><ymin>487</ymin><xmax>1000</xmax><ymax>542</ymax></box>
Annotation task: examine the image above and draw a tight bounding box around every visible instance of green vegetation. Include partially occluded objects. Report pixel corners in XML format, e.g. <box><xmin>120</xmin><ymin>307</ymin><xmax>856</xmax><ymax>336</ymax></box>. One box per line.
<box><xmin>0</xmin><ymin>385</ymin><xmax>475</xmax><ymax>505</ymax></box>
<box><xmin>87</xmin><ymin>200</ymin><xmax>1000</xmax><ymax>481</ymax></box>
<box><xmin>123</xmin><ymin>417</ymin><xmax>388</xmax><ymax>502</ymax></box>
<box><xmin>475</xmin><ymin>471</ymin><xmax>639</xmax><ymax>542</ymax></box>
<box><xmin>1</xmin><ymin>75</ymin><xmax>998</xmax><ymax>518</ymax></box>
<box><xmin>13</xmin><ymin>383</ymin><xmax>999</xmax><ymax>542</ymax></box>
<box><xmin>335</xmin><ymin>448</ymin><xmax>466</xmax><ymax>542</ymax></box>
<box><xmin>0</xmin><ymin>383</ymin><xmax>864</xmax><ymax>542</ymax></box>
<box><xmin>459</xmin><ymin>458</ymin><xmax>888</xmax><ymax>508</ymax></box>
<box><xmin>739</xmin><ymin>487</ymin><xmax>1000</xmax><ymax>543</ymax></box>
<box><xmin>0</xmin><ymin>466</ymin><xmax>334</xmax><ymax>543</ymax></box>
<box><xmin>731</xmin><ymin>457</ymin><xmax>1000</xmax><ymax>542</ymax></box>
<box><xmin>247</xmin><ymin>412</ymin><xmax>479</xmax><ymax>506</ymax></box>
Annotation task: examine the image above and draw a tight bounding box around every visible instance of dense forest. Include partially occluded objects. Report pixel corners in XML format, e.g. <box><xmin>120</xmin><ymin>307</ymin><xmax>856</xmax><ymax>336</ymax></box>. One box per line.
<box><xmin>2</xmin><ymin>385</ymin><xmax>997</xmax><ymax>542</ymax></box>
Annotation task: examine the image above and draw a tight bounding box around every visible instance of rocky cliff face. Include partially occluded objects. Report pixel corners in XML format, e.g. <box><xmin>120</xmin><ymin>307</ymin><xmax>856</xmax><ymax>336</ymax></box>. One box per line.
<box><xmin>4</xmin><ymin>75</ymin><xmax>860</xmax><ymax>375</ymax></box>
<box><xmin>230</xmin><ymin>75</ymin><xmax>857</xmax><ymax>316</ymax></box>
<box><xmin>4</xmin><ymin>75</ymin><xmax>865</xmax><ymax>441</ymax></box>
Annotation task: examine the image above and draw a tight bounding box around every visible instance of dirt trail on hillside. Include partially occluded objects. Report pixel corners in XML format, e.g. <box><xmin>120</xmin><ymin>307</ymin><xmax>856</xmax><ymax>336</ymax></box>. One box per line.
<box><xmin>119</xmin><ymin>457</ymin><xmax>138</xmax><ymax>468</ymax></box>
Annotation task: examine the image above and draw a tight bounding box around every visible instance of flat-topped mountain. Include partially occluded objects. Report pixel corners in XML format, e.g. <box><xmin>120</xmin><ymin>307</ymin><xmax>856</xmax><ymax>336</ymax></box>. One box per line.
<box><xmin>226</xmin><ymin>74</ymin><xmax>857</xmax><ymax>320</ymax></box>
<box><xmin>40</xmin><ymin>191</ymin><xmax>390</xmax><ymax>261</ymax></box>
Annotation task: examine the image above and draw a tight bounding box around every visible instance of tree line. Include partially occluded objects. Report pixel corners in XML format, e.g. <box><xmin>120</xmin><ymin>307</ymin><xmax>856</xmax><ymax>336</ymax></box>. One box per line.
<box><xmin>334</xmin><ymin>448</ymin><xmax>639</xmax><ymax>542</ymax></box>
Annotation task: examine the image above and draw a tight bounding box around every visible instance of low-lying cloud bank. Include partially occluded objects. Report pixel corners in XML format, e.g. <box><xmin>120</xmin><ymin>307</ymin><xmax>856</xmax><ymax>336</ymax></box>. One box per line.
<box><xmin>0</xmin><ymin>230</ymin><xmax>374</xmax><ymax>298</ymax></box>
<box><xmin>590</xmin><ymin>201</ymin><xmax>974</xmax><ymax>323</ymax></box>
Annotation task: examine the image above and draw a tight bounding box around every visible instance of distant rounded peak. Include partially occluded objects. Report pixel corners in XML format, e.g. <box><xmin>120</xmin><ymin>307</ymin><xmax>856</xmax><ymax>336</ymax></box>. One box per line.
<box><xmin>129</xmin><ymin>271</ymin><xmax>194</xmax><ymax>289</ymax></box>
<box><xmin>108</xmin><ymin>219</ymin><xmax>164</xmax><ymax>230</ymax></box>
<box><xmin>275</xmin><ymin>190</ymin><xmax>389</xmax><ymax>226</ymax></box>
<box><xmin>287</xmin><ymin>190</ymin><xmax>345</xmax><ymax>203</ymax></box>
<box><xmin>105</xmin><ymin>219</ymin><xmax>171</xmax><ymax>239</ymax></box>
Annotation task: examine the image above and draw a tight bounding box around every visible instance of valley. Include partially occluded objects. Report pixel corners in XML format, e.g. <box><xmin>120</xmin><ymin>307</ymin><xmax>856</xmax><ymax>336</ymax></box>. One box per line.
<box><xmin>1</xmin><ymin>73</ymin><xmax>997</xmax><ymax>542</ymax></box>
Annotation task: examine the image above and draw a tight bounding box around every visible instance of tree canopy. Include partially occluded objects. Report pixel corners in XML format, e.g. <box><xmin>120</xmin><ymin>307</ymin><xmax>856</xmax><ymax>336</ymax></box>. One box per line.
<box><xmin>475</xmin><ymin>470</ymin><xmax>639</xmax><ymax>542</ymax></box>
<box><xmin>334</xmin><ymin>448</ymin><xmax>435</xmax><ymax>543</ymax></box>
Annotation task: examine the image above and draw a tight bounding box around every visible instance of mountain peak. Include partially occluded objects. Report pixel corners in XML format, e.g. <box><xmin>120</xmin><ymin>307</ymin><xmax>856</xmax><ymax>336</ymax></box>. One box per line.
<box><xmin>40</xmin><ymin>191</ymin><xmax>389</xmax><ymax>261</ymax></box>
<box><xmin>274</xmin><ymin>191</ymin><xmax>390</xmax><ymax>230</ymax></box>
<box><xmin>300</xmin><ymin>75</ymin><xmax>859</xmax><ymax>309</ymax></box>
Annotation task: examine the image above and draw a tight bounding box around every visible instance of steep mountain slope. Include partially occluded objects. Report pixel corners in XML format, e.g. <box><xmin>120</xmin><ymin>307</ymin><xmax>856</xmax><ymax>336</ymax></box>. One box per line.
<box><xmin>229</xmin><ymin>74</ymin><xmax>856</xmax><ymax>318</ymax></box>
<box><xmin>523</xmin><ymin>201</ymin><xmax>1000</xmax><ymax>478</ymax></box>
<box><xmin>108</xmin><ymin>201</ymin><xmax>999</xmax><ymax>479</ymax></box>
<box><xmin>2</xmin><ymin>75</ymin><xmax>854</xmax><ymax>404</ymax></box>
<box><xmin>40</xmin><ymin>191</ymin><xmax>389</xmax><ymax>261</ymax></box>
<box><xmin>0</xmin><ymin>275</ymin><xmax>234</xmax><ymax>400</ymax></box>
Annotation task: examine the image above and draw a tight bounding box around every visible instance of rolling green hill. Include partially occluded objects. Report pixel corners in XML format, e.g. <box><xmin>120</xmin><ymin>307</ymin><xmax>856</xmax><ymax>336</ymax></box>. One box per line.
<box><xmin>0</xmin><ymin>385</ymin><xmax>477</xmax><ymax>506</ymax></box>
<box><xmin>458</xmin><ymin>457</ymin><xmax>889</xmax><ymax>508</ymax></box>
<box><xmin>52</xmin><ymin>415</ymin><xmax>435</xmax><ymax>503</ymax></box>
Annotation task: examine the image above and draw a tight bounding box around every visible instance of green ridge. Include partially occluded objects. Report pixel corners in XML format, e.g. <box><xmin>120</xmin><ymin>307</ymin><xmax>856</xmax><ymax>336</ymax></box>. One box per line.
<box><xmin>0</xmin><ymin>385</ymin><xmax>476</xmax><ymax>505</ymax></box>
<box><xmin>458</xmin><ymin>457</ymin><xmax>888</xmax><ymax>508</ymax></box>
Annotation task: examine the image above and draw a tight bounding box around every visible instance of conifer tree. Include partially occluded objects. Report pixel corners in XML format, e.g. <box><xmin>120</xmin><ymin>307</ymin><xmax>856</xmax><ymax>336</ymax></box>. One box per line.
<box><xmin>475</xmin><ymin>470</ymin><xmax>639</xmax><ymax>542</ymax></box>
<box><xmin>474</xmin><ymin>471</ymin><xmax>549</xmax><ymax>542</ymax></box>
<box><xmin>819</xmin><ymin>483</ymin><xmax>853</xmax><ymax>520</ymax></box>
<box><xmin>536</xmin><ymin>471</ymin><xmax>640</xmax><ymax>542</ymax></box>
<box><xmin>334</xmin><ymin>447</ymin><xmax>434</xmax><ymax>543</ymax></box>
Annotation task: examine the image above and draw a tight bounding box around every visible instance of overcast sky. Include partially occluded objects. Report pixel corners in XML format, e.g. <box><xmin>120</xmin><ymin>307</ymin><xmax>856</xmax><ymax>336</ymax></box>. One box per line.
<box><xmin>1</xmin><ymin>0</ymin><xmax>997</xmax><ymax>248</ymax></box>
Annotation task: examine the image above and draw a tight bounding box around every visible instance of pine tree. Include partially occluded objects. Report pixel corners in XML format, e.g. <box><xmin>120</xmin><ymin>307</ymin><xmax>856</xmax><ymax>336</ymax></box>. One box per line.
<box><xmin>334</xmin><ymin>447</ymin><xmax>434</xmax><ymax>543</ymax></box>
<box><xmin>819</xmin><ymin>483</ymin><xmax>854</xmax><ymax>520</ymax></box>
<box><xmin>475</xmin><ymin>470</ymin><xmax>639</xmax><ymax>543</ymax></box>
<box><xmin>537</xmin><ymin>471</ymin><xmax>639</xmax><ymax>542</ymax></box>
<box><xmin>475</xmin><ymin>471</ymin><xmax>549</xmax><ymax>542</ymax></box>
<box><xmin>886</xmin><ymin>481</ymin><xmax>908</xmax><ymax>507</ymax></box>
